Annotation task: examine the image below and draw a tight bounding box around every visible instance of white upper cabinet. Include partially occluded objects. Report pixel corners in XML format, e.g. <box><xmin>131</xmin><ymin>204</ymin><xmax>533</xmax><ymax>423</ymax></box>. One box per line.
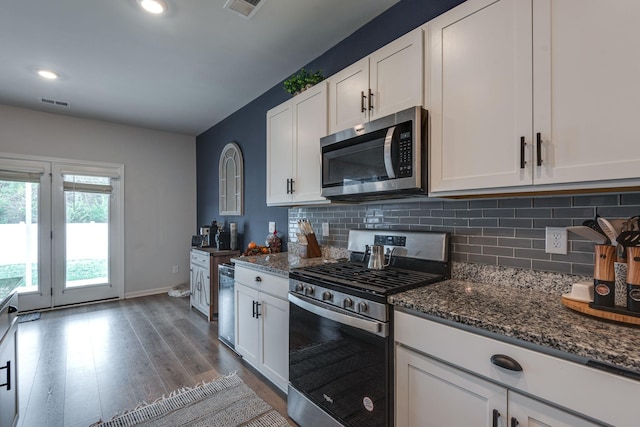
<box><xmin>428</xmin><ymin>0</ymin><xmax>640</xmax><ymax>195</ymax></box>
<box><xmin>328</xmin><ymin>28</ymin><xmax>423</xmax><ymax>134</ymax></box>
<box><xmin>533</xmin><ymin>0</ymin><xmax>640</xmax><ymax>185</ymax></box>
<box><xmin>266</xmin><ymin>82</ymin><xmax>327</xmax><ymax>206</ymax></box>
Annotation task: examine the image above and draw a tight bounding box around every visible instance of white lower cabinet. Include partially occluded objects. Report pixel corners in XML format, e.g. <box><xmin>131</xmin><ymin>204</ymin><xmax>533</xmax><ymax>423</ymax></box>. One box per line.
<box><xmin>394</xmin><ymin>311</ymin><xmax>636</xmax><ymax>426</ymax></box>
<box><xmin>234</xmin><ymin>265</ymin><xmax>289</xmax><ymax>392</ymax></box>
<box><xmin>396</xmin><ymin>345</ymin><xmax>598</xmax><ymax>427</ymax></box>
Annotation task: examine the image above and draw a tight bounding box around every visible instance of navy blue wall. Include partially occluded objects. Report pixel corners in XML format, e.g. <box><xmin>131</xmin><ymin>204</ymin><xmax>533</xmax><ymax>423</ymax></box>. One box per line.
<box><xmin>195</xmin><ymin>0</ymin><xmax>465</xmax><ymax>250</ymax></box>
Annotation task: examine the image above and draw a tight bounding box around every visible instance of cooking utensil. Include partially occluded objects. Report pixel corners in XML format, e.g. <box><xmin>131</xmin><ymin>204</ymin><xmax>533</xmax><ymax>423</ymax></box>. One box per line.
<box><xmin>566</xmin><ymin>226</ymin><xmax>608</xmax><ymax>244</ymax></box>
<box><xmin>616</xmin><ymin>230</ymin><xmax>640</xmax><ymax>253</ymax></box>
<box><xmin>622</xmin><ymin>216</ymin><xmax>640</xmax><ymax>232</ymax></box>
<box><xmin>367</xmin><ymin>246</ymin><xmax>396</xmax><ymax>270</ymax></box>
<box><xmin>597</xmin><ymin>217</ymin><xmax>623</xmax><ymax>260</ymax></box>
<box><xmin>582</xmin><ymin>219</ymin><xmax>609</xmax><ymax>242</ymax></box>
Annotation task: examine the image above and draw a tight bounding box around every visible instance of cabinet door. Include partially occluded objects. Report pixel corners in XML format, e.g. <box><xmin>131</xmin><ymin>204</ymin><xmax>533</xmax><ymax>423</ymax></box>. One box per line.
<box><xmin>369</xmin><ymin>28</ymin><xmax>423</xmax><ymax>121</ymax></box>
<box><xmin>533</xmin><ymin>0</ymin><xmax>640</xmax><ymax>185</ymax></box>
<box><xmin>266</xmin><ymin>101</ymin><xmax>294</xmax><ymax>205</ymax></box>
<box><xmin>0</xmin><ymin>327</ymin><xmax>17</xmax><ymax>427</ymax></box>
<box><xmin>235</xmin><ymin>283</ymin><xmax>260</xmax><ymax>367</ymax></box>
<box><xmin>428</xmin><ymin>0</ymin><xmax>533</xmax><ymax>193</ymax></box>
<box><xmin>292</xmin><ymin>82</ymin><xmax>328</xmax><ymax>205</ymax></box>
<box><xmin>328</xmin><ymin>57</ymin><xmax>369</xmax><ymax>134</ymax></box>
<box><xmin>259</xmin><ymin>292</ymin><xmax>289</xmax><ymax>392</ymax></box>
<box><xmin>508</xmin><ymin>391</ymin><xmax>601</xmax><ymax>427</ymax></box>
<box><xmin>396</xmin><ymin>344</ymin><xmax>507</xmax><ymax>427</ymax></box>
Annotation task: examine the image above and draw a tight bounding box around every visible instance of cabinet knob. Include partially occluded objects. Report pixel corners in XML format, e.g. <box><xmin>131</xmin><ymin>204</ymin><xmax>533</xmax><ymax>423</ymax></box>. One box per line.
<box><xmin>8</xmin><ymin>306</ymin><xmax>17</xmax><ymax>314</ymax></box>
<box><xmin>255</xmin><ymin>276</ymin><xmax>262</xmax><ymax>282</ymax></box>
<box><xmin>511</xmin><ymin>417</ymin><xmax>519</xmax><ymax>427</ymax></box>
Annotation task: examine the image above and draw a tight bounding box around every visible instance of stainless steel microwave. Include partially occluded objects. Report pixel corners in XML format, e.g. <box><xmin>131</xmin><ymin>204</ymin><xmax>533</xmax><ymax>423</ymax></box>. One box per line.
<box><xmin>321</xmin><ymin>106</ymin><xmax>427</xmax><ymax>201</ymax></box>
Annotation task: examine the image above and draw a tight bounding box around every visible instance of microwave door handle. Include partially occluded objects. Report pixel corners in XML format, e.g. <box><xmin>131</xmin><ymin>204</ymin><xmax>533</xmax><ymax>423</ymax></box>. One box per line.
<box><xmin>383</xmin><ymin>126</ymin><xmax>396</xmax><ymax>179</ymax></box>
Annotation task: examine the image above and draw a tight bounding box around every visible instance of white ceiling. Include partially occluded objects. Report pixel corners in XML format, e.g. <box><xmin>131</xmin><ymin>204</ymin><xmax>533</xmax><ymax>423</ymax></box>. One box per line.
<box><xmin>0</xmin><ymin>0</ymin><xmax>400</xmax><ymax>136</ymax></box>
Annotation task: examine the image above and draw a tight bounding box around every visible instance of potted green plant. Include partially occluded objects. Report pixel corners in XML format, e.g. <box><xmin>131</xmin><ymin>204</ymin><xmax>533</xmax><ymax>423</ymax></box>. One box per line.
<box><xmin>283</xmin><ymin>68</ymin><xmax>324</xmax><ymax>95</ymax></box>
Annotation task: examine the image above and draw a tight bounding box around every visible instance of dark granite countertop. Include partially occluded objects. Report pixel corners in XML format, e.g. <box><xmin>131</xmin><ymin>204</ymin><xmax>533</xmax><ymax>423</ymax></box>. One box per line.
<box><xmin>231</xmin><ymin>252</ymin><xmax>337</xmax><ymax>278</ymax></box>
<box><xmin>0</xmin><ymin>277</ymin><xmax>22</xmax><ymax>308</ymax></box>
<box><xmin>390</xmin><ymin>278</ymin><xmax>640</xmax><ymax>374</ymax></box>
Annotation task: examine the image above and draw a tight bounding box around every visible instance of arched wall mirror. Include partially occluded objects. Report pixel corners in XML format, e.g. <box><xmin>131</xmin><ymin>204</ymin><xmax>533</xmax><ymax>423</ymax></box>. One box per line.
<box><xmin>219</xmin><ymin>142</ymin><xmax>243</xmax><ymax>216</ymax></box>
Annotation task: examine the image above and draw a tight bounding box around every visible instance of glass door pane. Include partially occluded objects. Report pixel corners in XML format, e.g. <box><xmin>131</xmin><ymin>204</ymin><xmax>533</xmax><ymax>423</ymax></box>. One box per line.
<box><xmin>0</xmin><ymin>180</ymin><xmax>38</xmax><ymax>292</ymax></box>
<box><xmin>63</xmin><ymin>175</ymin><xmax>110</xmax><ymax>289</ymax></box>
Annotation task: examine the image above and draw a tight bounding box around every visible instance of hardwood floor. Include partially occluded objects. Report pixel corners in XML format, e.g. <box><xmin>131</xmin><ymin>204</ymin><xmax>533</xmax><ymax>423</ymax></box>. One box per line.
<box><xmin>16</xmin><ymin>294</ymin><xmax>291</xmax><ymax>427</ymax></box>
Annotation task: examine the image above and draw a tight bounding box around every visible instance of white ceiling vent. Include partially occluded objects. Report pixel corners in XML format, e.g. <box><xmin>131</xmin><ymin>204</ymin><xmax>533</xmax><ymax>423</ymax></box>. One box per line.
<box><xmin>41</xmin><ymin>98</ymin><xmax>70</xmax><ymax>108</ymax></box>
<box><xmin>223</xmin><ymin>0</ymin><xmax>264</xmax><ymax>19</ymax></box>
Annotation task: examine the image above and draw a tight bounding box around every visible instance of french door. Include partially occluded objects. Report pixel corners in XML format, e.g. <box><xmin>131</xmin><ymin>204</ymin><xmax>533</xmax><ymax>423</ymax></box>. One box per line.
<box><xmin>0</xmin><ymin>156</ymin><xmax>123</xmax><ymax>311</ymax></box>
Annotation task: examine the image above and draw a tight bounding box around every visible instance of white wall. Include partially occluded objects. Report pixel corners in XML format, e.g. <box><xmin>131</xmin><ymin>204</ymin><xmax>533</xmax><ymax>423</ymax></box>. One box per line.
<box><xmin>0</xmin><ymin>104</ymin><xmax>196</xmax><ymax>297</ymax></box>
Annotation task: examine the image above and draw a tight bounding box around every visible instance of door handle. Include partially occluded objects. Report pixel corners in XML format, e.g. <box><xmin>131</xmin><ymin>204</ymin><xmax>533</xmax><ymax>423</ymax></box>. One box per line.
<box><xmin>0</xmin><ymin>361</ymin><xmax>11</xmax><ymax>391</ymax></box>
<box><xmin>536</xmin><ymin>132</ymin><xmax>543</xmax><ymax>166</ymax></box>
<box><xmin>492</xmin><ymin>409</ymin><xmax>500</xmax><ymax>427</ymax></box>
<box><xmin>491</xmin><ymin>354</ymin><xmax>523</xmax><ymax>371</ymax></box>
<box><xmin>255</xmin><ymin>302</ymin><xmax>262</xmax><ymax>318</ymax></box>
<box><xmin>368</xmin><ymin>89</ymin><xmax>374</xmax><ymax>111</ymax></box>
<box><xmin>520</xmin><ymin>136</ymin><xmax>526</xmax><ymax>169</ymax></box>
<box><xmin>361</xmin><ymin>91</ymin><xmax>366</xmax><ymax>112</ymax></box>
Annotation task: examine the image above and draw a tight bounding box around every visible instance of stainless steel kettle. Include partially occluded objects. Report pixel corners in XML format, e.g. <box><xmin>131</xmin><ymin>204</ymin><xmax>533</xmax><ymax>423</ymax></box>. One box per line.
<box><xmin>367</xmin><ymin>245</ymin><xmax>394</xmax><ymax>270</ymax></box>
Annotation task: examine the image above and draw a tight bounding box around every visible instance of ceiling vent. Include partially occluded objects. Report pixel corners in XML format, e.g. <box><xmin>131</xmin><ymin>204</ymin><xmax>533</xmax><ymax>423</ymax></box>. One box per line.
<box><xmin>41</xmin><ymin>98</ymin><xmax>70</xmax><ymax>108</ymax></box>
<box><xmin>223</xmin><ymin>0</ymin><xmax>264</xmax><ymax>19</ymax></box>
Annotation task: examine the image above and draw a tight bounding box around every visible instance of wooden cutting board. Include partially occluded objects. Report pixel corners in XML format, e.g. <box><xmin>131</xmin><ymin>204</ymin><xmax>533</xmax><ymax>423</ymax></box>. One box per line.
<box><xmin>561</xmin><ymin>296</ymin><xmax>640</xmax><ymax>326</ymax></box>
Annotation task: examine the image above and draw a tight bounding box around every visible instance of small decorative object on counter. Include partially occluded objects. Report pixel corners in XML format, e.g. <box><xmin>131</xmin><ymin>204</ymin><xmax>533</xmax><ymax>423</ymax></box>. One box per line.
<box><xmin>243</xmin><ymin>241</ymin><xmax>269</xmax><ymax>256</ymax></box>
<box><xmin>614</xmin><ymin>262</ymin><xmax>628</xmax><ymax>308</ymax></box>
<box><xmin>265</xmin><ymin>230</ymin><xmax>282</xmax><ymax>253</ymax></box>
<box><xmin>626</xmin><ymin>247</ymin><xmax>640</xmax><ymax>313</ymax></box>
<box><xmin>593</xmin><ymin>244</ymin><xmax>615</xmax><ymax>307</ymax></box>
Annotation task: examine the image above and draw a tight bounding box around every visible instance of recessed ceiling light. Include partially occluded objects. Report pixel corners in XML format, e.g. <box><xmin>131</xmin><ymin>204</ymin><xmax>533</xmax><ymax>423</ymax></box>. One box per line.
<box><xmin>139</xmin><ymin>0</ymin><xmax>166</xmax><ymax>14</ymax></box>
<box><xmin>37</xmin><ymin>69</ymin><xmax>59</xmax><ymax>80</ymax></box>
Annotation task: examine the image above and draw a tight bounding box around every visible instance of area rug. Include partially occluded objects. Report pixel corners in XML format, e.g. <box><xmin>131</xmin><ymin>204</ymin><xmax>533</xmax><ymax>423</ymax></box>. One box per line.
<box><xmin>17</xmin><ymin>312</ymin><xmax>41</xmax><ymax>323</ymax></box>
<box><xmin>91</xmin><ymin>373</ymin><xmax>291</xmax><ymax>427</ymax></box>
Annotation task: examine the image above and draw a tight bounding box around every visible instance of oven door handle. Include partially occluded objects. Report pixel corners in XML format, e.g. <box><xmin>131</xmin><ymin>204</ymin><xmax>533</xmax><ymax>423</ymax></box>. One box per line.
<box><xmin>288</xmin><ymin>293</ymin><xmax>388</xmax><ymax>338</ymax></box>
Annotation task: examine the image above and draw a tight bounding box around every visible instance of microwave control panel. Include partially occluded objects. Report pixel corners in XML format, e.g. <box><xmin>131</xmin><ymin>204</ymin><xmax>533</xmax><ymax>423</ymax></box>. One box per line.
<box><xmin>398</xmin><ymin>128</ymin><xmax>413</xmax><ymax>178</ymax></box>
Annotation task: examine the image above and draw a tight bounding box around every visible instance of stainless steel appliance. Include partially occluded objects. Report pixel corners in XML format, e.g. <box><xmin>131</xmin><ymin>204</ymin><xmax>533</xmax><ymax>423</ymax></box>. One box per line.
<box><xmin>218</xmin><ymin>262</ymin><xmax>236</xmax><ymax>351</ymax></box>
<box><xmin>288</xmin><ymin>230</ymin><xmax>450</xmax><ymax>427</ymax></box>
<box><xmin>321</xmin><ymin>106</ymin><xmax>427</xmax><ymax>201</ymax></box>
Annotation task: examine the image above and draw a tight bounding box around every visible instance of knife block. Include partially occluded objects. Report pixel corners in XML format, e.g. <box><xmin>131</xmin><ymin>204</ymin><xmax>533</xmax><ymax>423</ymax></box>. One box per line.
<box><xmin>300</xmin><ymin>234</ymin><xmax>322</xmax><ymax>258</ymax></box>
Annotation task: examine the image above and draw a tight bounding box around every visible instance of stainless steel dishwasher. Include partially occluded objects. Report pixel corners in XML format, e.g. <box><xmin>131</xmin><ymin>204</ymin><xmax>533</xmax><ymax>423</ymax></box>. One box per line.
<box><xmin>218</xmin><ymin>262</ymin><xmax>236</xmax><ymax>352</ymax></box>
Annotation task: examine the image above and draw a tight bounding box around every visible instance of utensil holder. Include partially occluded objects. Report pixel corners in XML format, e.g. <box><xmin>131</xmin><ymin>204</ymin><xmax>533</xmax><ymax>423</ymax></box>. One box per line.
<box><xmin>593</xmin><ymin>244</ymin><xmax>615</xmax><ymax>307</ymax></box>
<box><xmin>614</xmin><ymin>262</ymin><xmax>628</xmax><ymax>308</ymax></box>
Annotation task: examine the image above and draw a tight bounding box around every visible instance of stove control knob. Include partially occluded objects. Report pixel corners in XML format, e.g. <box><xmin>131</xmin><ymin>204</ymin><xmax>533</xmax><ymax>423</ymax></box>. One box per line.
<box><xmin>304</xmin><ymin>286</ymin><xmax>314</xmax><ymax>296</ymax></box>
<box><xmin>294</xmin><ymin>283</ymin><xmax>304</xmax><ymax>293</ymax></box>
<box><xmin>356</xmin><ymin>302</ymin><xmax>368</xmax><ymax>313</ymax></box>
<box><xmin>322</xmin><ymin>291</ymin><xmax>333</xmax><ymax>301</ymax></box>
<box><xmin>343</xmin><ymin>298</ymin><xmax>353</xmax><ymax>309</ymax></box>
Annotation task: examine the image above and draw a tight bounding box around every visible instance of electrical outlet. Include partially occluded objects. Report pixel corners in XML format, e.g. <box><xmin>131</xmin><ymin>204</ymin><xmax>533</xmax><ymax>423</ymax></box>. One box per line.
<box><xmin>269</xmin><ymin>221</ymin><xmax>276</xmax><ymax>233</ymax></box>
<box><xmin>322</xmin><ymin>222</ymin><xmax>330</xmax><ymax>237</ymax></box>
<box><xmin>545</xmin><ymin>227</ymin><xmax>568</xmax><ymax>254</ymax></box>
<box><xmin>172</xmin><ymin>265</ymin><xmax>179</xmax><ymax>273</ymax></box>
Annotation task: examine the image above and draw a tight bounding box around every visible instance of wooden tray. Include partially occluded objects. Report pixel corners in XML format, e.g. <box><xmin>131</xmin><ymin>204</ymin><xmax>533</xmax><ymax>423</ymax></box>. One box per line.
<box><xmin>561</xmin><ymin>296</ymin><xmax>640</xmax><ymax>326</ymax></box>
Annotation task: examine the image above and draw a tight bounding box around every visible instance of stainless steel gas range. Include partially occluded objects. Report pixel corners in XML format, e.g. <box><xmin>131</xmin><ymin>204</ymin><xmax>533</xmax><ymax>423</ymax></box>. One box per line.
<box><xmin>287</xmin><ymin>229</ymin><xmax>451</xmax><ymax>427</ymax></box>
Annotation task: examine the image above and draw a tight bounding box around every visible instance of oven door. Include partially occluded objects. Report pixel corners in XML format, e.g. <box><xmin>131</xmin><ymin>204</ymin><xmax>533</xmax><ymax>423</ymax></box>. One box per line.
<box><xmin>288</xmin><ymin>293</ymin><xmax>391</xmax><ymax>427</ymax></box>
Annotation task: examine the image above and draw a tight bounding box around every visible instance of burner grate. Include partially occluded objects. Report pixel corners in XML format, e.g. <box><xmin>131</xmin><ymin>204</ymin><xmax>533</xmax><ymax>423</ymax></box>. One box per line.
<box><xmin>294</xmin><ymin>262</ymin><xmax>442</xmax><ymax>294</ymax></box>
